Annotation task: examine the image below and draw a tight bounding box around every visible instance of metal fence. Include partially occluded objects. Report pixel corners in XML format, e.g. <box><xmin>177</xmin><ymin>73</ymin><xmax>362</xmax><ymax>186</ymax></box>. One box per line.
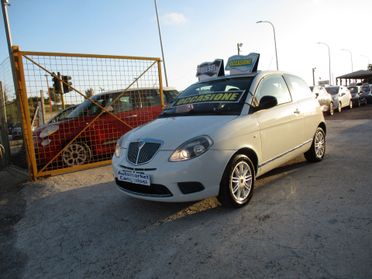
<box><xmin>10</xmin><ymin>46</ymin><xmax>164</xmax><ymax>179</ymax></box>
<box><xmin>0</xmin><ymin>57</ymin><xmax>27</xmax><ymax>170</ymax></box>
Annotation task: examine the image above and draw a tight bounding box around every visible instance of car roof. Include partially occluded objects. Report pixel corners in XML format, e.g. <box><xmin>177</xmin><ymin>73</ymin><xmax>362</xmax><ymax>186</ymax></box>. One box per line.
<box><xmin>95</xmin><ymin>87</ymin><xmax>178</xmax><ymax>97</ymax></box>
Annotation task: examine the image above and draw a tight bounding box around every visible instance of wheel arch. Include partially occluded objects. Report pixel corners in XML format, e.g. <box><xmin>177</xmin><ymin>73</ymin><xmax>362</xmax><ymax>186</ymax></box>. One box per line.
<box><xmin>229</xmin><ymin>147</ymin><xmax>259</xmax><ymax>175</ymax></box>
<box><xmin>318</xmin><ymin>122</ymin><xmax>326</xmax><ymax>135</ymax></box>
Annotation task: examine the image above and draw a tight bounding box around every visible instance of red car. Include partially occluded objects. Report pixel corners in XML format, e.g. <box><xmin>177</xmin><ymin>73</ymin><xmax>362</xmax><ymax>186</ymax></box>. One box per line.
<box><xmin>33</xmin><ymin>88</ymin><xmax>178</xmax><ymax>169</ymax></box>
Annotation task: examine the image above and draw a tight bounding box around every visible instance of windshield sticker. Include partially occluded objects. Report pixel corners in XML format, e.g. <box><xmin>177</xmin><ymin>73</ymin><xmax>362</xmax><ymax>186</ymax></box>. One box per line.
<box><xmin>174</xmin><ymin>90</ymin><xmax>244</xmax><ymax>106</ymax></box>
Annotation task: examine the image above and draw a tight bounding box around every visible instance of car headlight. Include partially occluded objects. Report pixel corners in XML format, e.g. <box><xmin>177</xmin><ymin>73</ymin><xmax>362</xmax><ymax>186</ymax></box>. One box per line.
<box><xmin>114</xmin><ymin>135</ymin><xmax>126</xmax><ymax>158</ymax></box>
<box><xmin>169</xmin><ymin>136</ymin><xmax>213</xmax><ymax>162</ymax></box>
<box><xmin>39</xmin><ymin>125</ymin><xmax>59</xmax><ymax>138</ymax></box>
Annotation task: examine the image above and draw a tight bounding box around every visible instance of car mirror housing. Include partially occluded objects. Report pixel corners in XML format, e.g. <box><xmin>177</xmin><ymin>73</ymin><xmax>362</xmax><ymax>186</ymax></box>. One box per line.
<box><xmin>258</xmin><ymin>96</ymin><xmax>278</xmax><ymax>110</ymax></box>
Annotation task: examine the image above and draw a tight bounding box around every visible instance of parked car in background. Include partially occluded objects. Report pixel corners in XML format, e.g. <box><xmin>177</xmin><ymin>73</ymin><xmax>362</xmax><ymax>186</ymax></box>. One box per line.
<box><xmin>33</xmin><ymin>87</ymin><xmax>179</xmax><ymax>168</ymax></box>
<box><xmin>348</xmin><ymin>85</ymin><xmax>368</xmax><ymax>107</ymax></box>
<box><xmin>325</xmin><ymin>86</ymin><xmax>352</xmax><ymax>112</ymax></box>
<box><xmin>113</xmin><ymin>71</ymin><xmax>326</xmax><ymax>207</ymax></box>
<box><xmin>310</xmin><ymin>85</ymin><xmax>338</xmax><ymax>115</ymax></box>
<box><xmin>361</xmin><ymin>83</ymin><xmax>372</xmax><ymax>104</ymax></box>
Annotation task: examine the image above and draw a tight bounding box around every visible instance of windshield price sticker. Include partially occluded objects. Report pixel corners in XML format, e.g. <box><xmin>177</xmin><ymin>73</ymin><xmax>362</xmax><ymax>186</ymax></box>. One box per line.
<box><xmin>174</xmin><ymin>90</ymin><xmax>244</xmax><ymax>106</ymax></box>
<box><xmin>118</xmin><ymin>170</ymin><xmax>151</xmax><ymax>186</ymax></box>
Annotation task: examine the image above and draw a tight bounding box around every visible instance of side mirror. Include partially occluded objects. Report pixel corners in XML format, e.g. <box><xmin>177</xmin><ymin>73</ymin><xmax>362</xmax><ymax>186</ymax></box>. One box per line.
<box><xmin>258</xmin><ymin>96</ymin><xmax>278</xmax><ymax>110</ymax></box>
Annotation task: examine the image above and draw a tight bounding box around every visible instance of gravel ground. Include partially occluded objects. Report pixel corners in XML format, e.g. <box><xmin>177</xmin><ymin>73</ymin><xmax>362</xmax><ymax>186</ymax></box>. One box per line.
<box><xmin>1</xmin><ymin>108</ymin><xmax>372</xmax><ymax>278</ymax></box>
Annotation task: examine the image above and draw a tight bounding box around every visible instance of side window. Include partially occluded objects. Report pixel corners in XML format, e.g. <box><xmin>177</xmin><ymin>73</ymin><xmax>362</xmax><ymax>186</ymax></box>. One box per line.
<box><xmin>140</xmin><ymin>90</ymin><xmax>161</xmax><ymax>107</ymax></box>
<box><xmin>112</xmin><ymin>92</ymin><xmax>134</xmax><ymax>112</ymax></box>
<box><xmin>253</xmin><ymin>75</ymin><xmax>291</xmax><ymax>106</ymax></box>
<box><xmin>284</xmin><ymin>74</ymin><xmax>312</xmax><ymax>101</ymax></box>
<box><xmin>88</xmin><ymin>95</ymin><xmax>112</xmax><ymax>115</ymax></box>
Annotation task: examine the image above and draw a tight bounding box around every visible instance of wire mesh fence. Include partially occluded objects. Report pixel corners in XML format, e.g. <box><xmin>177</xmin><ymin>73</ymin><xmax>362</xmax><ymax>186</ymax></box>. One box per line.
<box><xmin>13</xmin><ymin>49</ymin><xmax>173</xmax><ymax>178</ymax></box>
<box><xmin>0</xmin><ymin>57</ymin><xmax>27</xmax><ymax>169</ymax></box>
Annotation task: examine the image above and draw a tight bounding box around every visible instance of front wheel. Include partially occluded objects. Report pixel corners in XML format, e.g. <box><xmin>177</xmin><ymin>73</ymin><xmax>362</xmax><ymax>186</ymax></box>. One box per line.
<box><xmin>304</xmin><ymin>127</ymin><xmax>326</xmax><ymax>162</ymax></box>
<box><xmin>218</xmin><ymin>154</ymin><xmax>255</xmax><ymax>208</ymax></box>
<box><xmin>62</xmin><ymin>142</ymin><xmax>92</xmax><ymax>166</ymax></box>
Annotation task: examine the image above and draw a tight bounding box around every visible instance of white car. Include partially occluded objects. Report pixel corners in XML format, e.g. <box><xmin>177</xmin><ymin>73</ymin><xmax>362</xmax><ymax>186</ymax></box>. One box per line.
<box><xmin>325</xmin><ymin>86</ymin><xmax>352</xmax><ymax>111</ymax></box>
<box><xmin>112</xmin><ymin>71</ymin><xmax>326</xmax><ymax>207</ymax></box>
<box><xmin>311</xmin><ymin>85</ymin><xmax>337</xmax><ymax>115</ymax></box>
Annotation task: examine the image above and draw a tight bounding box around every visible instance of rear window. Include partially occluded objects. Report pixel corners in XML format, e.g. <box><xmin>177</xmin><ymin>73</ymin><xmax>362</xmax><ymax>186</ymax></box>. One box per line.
<box><xmin>325</xmin><ymin>87</ymin><xmax>339</xmax><ymax>95</ymax></box>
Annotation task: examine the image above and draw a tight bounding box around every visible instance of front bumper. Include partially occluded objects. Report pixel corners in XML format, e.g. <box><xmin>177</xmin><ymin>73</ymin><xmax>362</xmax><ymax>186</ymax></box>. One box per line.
<box><xmin>112</xmin><ymin>149</ymin><xmax>234</xmax><ymax>202</ymax></box>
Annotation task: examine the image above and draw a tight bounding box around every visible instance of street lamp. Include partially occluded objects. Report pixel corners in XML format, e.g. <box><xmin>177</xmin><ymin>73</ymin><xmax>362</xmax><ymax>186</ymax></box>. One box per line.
<box><xmin>237</xmin><ymin>43</ymin><xmax>243</xmax><ymax>55</ymax></box>
<box><xmin>317</xmin><ymin>42</ymin><xmax>332</xmax><ymax>85</ymax></box>
<box><xmin>341</xmin><ymin>48</ymin><xmax>353</xmax><ymax>72</ymax></box>
<box><xmin>256</xmin><ymin>20</ymin><xmax>279</xmax><ymax>70</ymax></box>
<box><xmin>154</xmin><ymin>0</ymin><xmax>169</xmax><ymax>87</ymax></box>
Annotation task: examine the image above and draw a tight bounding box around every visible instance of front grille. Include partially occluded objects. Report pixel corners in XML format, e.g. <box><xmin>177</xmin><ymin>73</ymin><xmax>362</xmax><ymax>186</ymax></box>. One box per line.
<box><xmin>115</xmin><ymin>179</ymin><xmax>172</xmax><ymax>197</ymax></box>
<box><xmin>127</xmin><ymin>141</ymin><xmax>161</xmax><ymax>165</ymax></box>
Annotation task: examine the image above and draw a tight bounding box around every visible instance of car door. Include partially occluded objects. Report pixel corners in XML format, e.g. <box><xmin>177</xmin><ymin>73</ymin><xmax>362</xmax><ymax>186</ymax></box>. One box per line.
<box><xmin>252</xmin><ymin>74</ymin><xmax>304</xmax><ymax>172</ymax></box>
<box><xmin>339</xmin><ymin>87</ymin><xmax>348</xmax><ymax>107</ymax></box>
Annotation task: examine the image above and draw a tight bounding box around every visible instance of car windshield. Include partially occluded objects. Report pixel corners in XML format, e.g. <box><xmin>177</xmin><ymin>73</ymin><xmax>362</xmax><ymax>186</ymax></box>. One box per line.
<box><xmin>160</xmin><ymin>77</ymin><xmax>254</xmax><ymax>117</ymax></box>
<box><xmin>67</xmin><ymin>94</ymin><xmax>113</xmax><ymax>118</ymax></box>
<box><xmin>325</xmin><ymin>86</ymin><xmax>339</xmax><ymax>95</ymax></box>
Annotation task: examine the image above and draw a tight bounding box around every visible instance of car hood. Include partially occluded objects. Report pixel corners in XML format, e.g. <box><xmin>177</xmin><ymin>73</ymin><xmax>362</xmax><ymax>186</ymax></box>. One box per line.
<box><xmin>124</xmin><ymin>115</ymin><xmax>238</xmax><ymax>150</ymax></box>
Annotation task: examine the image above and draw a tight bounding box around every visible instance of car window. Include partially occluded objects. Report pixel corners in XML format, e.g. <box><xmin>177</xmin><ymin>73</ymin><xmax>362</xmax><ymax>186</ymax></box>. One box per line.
<box><xmin>325</xmin><ymin>86</ymin><xmax>339</xmax><ymax>95</ymax></box>
<box><xmin>253</xmin><ymin>75</ymin><xmax>291</xmax><ymax>106</ymax></box>
<box><xmin>111</xmin><ymin>92</ymin><xmax>136</xmax><ymax>112</ymax></box>
<box><xmin>284</xmin><ymin>74</ymin><xmax>312</xmax><ymax>101</ymax></box>
<box><xmin>139</xmin><ymin>90</ymin><xmax>161</xmax><ymax>107</ymax></box>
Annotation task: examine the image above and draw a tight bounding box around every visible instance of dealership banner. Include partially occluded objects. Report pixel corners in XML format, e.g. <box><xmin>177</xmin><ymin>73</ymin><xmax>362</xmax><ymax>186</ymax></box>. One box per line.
<box><xmin>225</xmin><ymin>53</ymin><xmax>260</xmax><ymax>75</ymax></box>
<box><xmin>196</xmin><ymin>59</ymin><xmax>225</xmax><ymax>81</ymax></box>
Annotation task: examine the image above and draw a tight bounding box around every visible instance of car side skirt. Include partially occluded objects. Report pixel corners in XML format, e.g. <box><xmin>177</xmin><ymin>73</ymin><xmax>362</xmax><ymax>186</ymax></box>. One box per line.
<box><xmin>257</xmin><ymin>138</ymin><xmax>313</xmax><ymax>174</ymax></box>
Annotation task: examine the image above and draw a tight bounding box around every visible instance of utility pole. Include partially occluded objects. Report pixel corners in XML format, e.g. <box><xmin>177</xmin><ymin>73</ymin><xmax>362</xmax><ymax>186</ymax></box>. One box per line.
<box><xmin>44</xmin><ymin>74</ymin><xmax>53</xmax><ymax>112</ymax></box>
<box><xmin>154</xmin><ymin>0</ymin><xmax>169</xmax><ymax>87</ymax></box>
<box><xmin>1</xmin><ymin>0</ymin><xmax>17</xmax><ymax>167</ymax></box>
<box><xmin>312</xmin><ymin>67</ymin><xmax>316</xmax><ymax>86</ymax></box>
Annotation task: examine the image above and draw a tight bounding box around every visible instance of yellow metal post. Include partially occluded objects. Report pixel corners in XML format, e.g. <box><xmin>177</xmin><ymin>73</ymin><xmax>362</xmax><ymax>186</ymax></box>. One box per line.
<box><xmin>157</xmin><ymin>60</ymin><xmax>164</xmax><ymax>109</ymax></box>
<box><xmin>12</xmin><ymin>46</ymin><xmax>38</xmax><ymax>180</ymax></box>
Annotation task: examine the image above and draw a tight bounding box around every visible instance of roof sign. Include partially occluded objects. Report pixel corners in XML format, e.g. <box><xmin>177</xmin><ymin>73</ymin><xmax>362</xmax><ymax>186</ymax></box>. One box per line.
<box><xmin>225</xmin><ymin>53</ymin><xmax>260</xmax><ymax>75</ymax></box>
<box><xmin>196</xmin><ymin>59</ymin><xmax>225</xmax><ymax>82</ymax></box>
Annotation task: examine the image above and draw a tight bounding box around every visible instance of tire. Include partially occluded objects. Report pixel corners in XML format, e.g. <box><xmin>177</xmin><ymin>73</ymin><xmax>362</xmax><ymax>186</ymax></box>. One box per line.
<box><xmin>218</xmin><ymin>154</ymin><xmax>255</xmax><ymax>208</ymax></box>
<box><xmin>349</xmin><ymin>100</ymin><xmax>353</xmax><ymax>109</ymax></box>
<box><xmin>329</xmin><ymin>103</ymin><xmax>334</xmax><ymax>116</ymax></box>
<box><xmin>304</xmin><ymin>127</ymin><xmax>326</xmax><ymax>163</ymax></box>
<box><xmin>62</xmin><ymin>142</ymin><xmax>92</xmax><ymax>166</ymax></box>
<box><xmin>338</xmin><ymin>102</ymin><xmax>342</xmax><ymax>113</ymax></box>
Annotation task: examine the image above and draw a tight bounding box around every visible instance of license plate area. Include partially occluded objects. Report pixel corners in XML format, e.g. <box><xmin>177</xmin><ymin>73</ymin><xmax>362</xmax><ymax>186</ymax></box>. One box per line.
<box><xmin>117</xmin><ymin>170</ymin><xmax>151</xmax><ymax>186</ymax></box>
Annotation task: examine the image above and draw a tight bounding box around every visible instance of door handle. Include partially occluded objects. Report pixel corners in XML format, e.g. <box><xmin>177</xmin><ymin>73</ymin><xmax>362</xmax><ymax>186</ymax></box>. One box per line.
<box><xmin>125</xmin><ymin>114</ymin><xmax>138</xmax><ymax>119</ymax></box>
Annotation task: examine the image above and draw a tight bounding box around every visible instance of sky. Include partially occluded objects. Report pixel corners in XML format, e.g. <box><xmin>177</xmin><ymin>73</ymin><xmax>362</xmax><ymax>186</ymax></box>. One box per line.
<box><xmin>1</xmin><ymin>0</ymin><xmax>372</xmax><ymax>90</ymax></box>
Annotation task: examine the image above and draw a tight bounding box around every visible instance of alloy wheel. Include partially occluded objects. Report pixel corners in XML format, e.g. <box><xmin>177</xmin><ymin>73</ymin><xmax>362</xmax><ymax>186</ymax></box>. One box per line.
<box><xmin>314</xmin><ymin>130</ymin><xmax>325</xmax><ymax>159</ymax></box>
<box><xmin>229</xmin><ymin>161</ymin><xmax>253</xmax><ymax>204</ymax></box>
